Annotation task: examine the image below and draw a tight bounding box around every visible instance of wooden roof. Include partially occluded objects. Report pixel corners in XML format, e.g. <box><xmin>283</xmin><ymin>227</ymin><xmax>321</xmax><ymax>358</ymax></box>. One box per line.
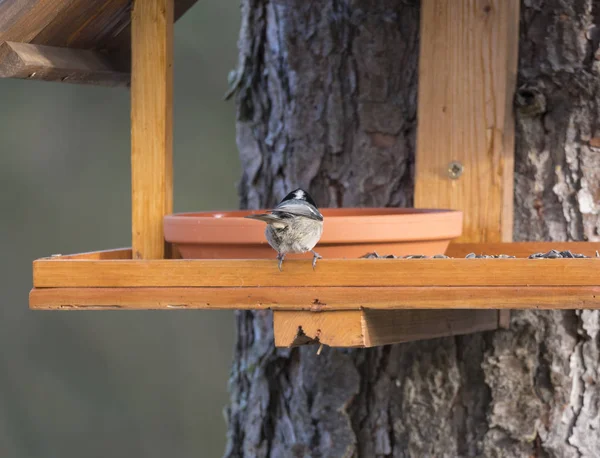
<box><xmin>0</xmin><ymin>0</ymin><xmax>199</xmax><ymax>86</ymax></box>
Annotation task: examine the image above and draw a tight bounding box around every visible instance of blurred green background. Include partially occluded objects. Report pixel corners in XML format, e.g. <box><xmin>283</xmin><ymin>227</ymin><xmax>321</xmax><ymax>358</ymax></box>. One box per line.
<box><xmin>0</xmin><ymin>3</ymin><xmax>240</xmax><ymax>457</ymax></box>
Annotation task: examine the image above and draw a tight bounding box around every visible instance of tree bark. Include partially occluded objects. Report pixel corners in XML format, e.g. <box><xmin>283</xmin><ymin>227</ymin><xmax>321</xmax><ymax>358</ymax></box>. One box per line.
<box><xmin>224</xmin><ymin>1</ymin><xmax>600</xmax><ymax>457</ymax></box>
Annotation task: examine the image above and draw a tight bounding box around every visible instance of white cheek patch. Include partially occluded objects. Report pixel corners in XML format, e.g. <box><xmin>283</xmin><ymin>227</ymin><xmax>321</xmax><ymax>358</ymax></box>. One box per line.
<box><xmin>272</xmin><ymin>222</ymin><xmax>287</xmax><ymax>229</ymax></box>
<box><xmin>294</xmin><ymin>189</ymin><xmax>305</xmax><ymax>200</ymax></box>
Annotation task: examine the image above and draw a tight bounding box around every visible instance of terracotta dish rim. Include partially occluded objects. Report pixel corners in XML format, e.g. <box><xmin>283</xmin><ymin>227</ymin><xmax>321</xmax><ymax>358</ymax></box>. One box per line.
<box><xmin>164</xmin><ymin>208</ymin><xmax>463</xmax><ymax>244</ymax></box>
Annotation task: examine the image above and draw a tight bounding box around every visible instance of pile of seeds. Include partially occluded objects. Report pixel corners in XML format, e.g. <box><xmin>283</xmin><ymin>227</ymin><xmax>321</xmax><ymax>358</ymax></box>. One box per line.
<box><xmin>527</xmin><ymin>249</ymin><xmax>592</xmax><ymax>258</ymax></box>
<box><xmin>361</xmin><ymin>249</ymin><xmax>598</xmax><ymax>259</ymax></box>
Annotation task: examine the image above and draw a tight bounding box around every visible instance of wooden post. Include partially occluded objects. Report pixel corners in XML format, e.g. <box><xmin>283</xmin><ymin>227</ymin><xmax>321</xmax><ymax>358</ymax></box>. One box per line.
<box><xmin>415</xmin><ymin>0</ymin><xmax>519</xmax><ymax>243</ymax></box>
<box><xmin>415</xmin><ymin>0</ymin><xmax>520</xmax><ymax>329</ymax></box>
<box><xmin>130</xmin><ymin>0</ymin><xmax>174</xmax><ymax>259</ymax></box>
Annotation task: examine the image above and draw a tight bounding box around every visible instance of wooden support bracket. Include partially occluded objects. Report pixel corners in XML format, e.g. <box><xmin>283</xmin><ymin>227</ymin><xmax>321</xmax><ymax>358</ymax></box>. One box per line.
<box><xmin>0</xmin><ymin>41</ymin><xmax>129</xmax><ymax>86</ymax></box>
<box><xmin>273</xmin><ymin>309</ymin><xmax>502</xmax><ymax>348</ymax></box>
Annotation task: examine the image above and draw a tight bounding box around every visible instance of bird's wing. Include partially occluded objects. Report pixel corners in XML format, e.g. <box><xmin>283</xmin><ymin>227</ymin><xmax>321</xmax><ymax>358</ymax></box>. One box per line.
<box><xmin>245</xmin><ymin>213</ymin><xmax>290</xmax><ymax>228</ymax></box>
<box><xmin>274</xmin><ymin>201</ymin><xmax>323</xmax><ymax>221</ymax></box>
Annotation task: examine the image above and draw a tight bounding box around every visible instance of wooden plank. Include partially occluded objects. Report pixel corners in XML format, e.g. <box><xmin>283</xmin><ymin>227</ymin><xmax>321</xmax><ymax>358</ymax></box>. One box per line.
<box><xmin>31</xmin><ymin>0</ymin><xmax>131</xmax><ymax>50</ymax></box>
<box><xmin>414</xmin><ymin>0</ymin><xmax>520</xmax><ymax>243</ymax></box>
<box><xmin>447</xmin><ymin>242</ymin><xmax>600</xmax><ymax>258</ymax></box>
<box><xmin>0</xmin><ymin>0</ymin><xmax>66</xmax><ymax>44</ymax></box>
<box><xmin>447</xmin><ymin>243</ymin><xmax>597</xmax><ymax>329</ymax></box>
<box><xmin>361</xmin><ymin>309</ymin><xmax>499</xmax><ymax>346</ymax></box>
<box><xmin>29</xmin><ymin>286</ymin><xmax>600</xmax><ymax>310</ymax></box>
<box><xmin>130</xmin><ymin>0</ymin><xmax>173</xmax><ymax>259</ymax></box>
<box><xmin>273</xmin><ymin>310</ymin><xmax>364</xmax><ymax>347</ymax></box>
<box><xmin>0</xmin><ymin>41</ymin><xmax>129</xmax><ymax>86</ymax></box>
<box><xmin>32</xmin><ymin>258</ymin><xmax>600</xmax><ymax>288</ymax></box>
<box><xmin>275</xmin><ymin>308</ymin><xmax>522</xmax><ymax>348</ymax></box>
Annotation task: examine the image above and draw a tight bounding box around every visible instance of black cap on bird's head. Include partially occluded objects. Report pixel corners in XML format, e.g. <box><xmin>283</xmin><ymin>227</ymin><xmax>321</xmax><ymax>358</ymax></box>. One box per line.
<box><xmin>280</xmin><ymin>188</ymin><xmax>319</xmax><ymax>208</ymax></box>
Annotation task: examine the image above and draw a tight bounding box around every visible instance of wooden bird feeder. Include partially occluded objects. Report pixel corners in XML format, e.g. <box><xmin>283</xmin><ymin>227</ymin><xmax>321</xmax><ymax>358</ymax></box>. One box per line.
<box><xmin>8</xmin><ymin>0</ymin><xmax>600</xmax><ymax>349</ymax></box>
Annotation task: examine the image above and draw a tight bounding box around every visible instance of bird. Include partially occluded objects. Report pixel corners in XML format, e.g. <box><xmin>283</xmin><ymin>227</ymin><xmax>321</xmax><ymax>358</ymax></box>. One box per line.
<box><xmin>245</xmin><ymin>188</ymin><xmax>324</xmax><ymax>271</ymax></box>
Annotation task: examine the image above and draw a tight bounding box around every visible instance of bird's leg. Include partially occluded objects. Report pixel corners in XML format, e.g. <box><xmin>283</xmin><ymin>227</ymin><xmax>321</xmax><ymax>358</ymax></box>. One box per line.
<box><xmin>311</xmin><ymin>250</ymin><xmax>322</xmax><ymax>270</ymax></box>
<box><xmin>277</xmin><ymin>252</ymin><xmax>286</xmax><ymax>272</ymax></box>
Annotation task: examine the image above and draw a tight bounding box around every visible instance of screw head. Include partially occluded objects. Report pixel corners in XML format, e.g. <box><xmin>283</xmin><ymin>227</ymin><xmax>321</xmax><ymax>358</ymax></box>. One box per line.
<box><xmin>448</xmin><ymin>161</ymin><xmax>463</xmax><ymax>179</ymax></box>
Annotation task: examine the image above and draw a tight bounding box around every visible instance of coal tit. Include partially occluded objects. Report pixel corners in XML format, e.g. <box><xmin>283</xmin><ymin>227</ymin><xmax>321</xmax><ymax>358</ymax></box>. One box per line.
<box><xmin>245</xmin><ymin>188</ymin><xmax>324</xmax><ymax>271</ymax></box>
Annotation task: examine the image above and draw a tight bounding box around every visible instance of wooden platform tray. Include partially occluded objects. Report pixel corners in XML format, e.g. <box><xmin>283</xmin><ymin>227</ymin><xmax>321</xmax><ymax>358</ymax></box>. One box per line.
<box><xmin>30</xmin><ymin>242</ymin><xmax>600</xmax><ymax>348</ymax></box>
<box><xmin>30</xmin><ymin>242</ymin><xmax>600</xmax><ymax>311</ymax></box>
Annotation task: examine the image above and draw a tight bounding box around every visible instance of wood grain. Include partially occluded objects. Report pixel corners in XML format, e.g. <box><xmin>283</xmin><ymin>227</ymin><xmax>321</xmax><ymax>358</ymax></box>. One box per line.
<box><xmin>29</xmin><ymin>286</ymin><xmax>600</xmax><ymax>310</ymax></box>
<box><xmin>0</xmin><ymin>0</ymin><xmax>65</xmax><ymax>44</ymax></box>
<box><xmin>414</xmin><ymin>0</ymin><xmax>520</xmax><ymax>243</ymax></box>
<box><xmin>32</xmin><ymin>257</ymin><xmax>600</xmax><ymax>288</ymax></box>
<box><xmin>130</xmin><ymin>0</ymin><xmax>173</xmax><ymax>259</ymax></box>
<box><xmin>273</xmin><ymin>310</ymin><xmax>364</xmax><ymax>347</ymax></box>
<box><xmin>0</xmin><ymin>41</ymin><xmax>129</xmax><ymax>86</ymax></box>
<box><xmin>31</xmin><ymin>0</ymin><xmax>131</xmax><ymax>50</ymax></box>
<box><xmin>361</xmin><ymin>309</ymin><xmax>500</xmax><ymax>346</ymax></box>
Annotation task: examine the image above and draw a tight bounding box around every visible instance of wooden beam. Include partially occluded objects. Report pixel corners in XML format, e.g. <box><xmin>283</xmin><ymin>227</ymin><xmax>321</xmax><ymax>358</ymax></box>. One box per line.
<box><xmin>273</xmin><ymin>309</ymin><xmax>503</xmax><ymax>348</ymax></box>
<box><xmin>0</xmin><ymin>41</ymin><xmax>129</xmax><ymax>86</ymax></box>
<box><xmin>32</xmin><ymin>257</ymin><xmax>600</xmax><ymax>288</ymax></box>
<box><xmin>414</xmin><ymin>0</ymin><xmax>520</xmax><ymax>243</ymax></box>
<box><xmin>273</xmin><ymin>311</ymin><xmax>364</xmax><ymax>347</ymax></box>
<box><xmin>130</xmin><ymin>0</ymin><xmax>174</xmax><ymax>259</ymax></box>
<box><xmin>29</xmin><ymin>286</ymin><xmax>600</xmax><ymax>311</ymax></box>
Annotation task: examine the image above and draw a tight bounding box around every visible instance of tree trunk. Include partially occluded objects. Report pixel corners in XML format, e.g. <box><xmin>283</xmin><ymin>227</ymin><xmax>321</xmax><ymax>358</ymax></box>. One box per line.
<box><xmin>224</xmin><ymin>1</ymin><xmax>600</xmax><ymax>457</ymax></box>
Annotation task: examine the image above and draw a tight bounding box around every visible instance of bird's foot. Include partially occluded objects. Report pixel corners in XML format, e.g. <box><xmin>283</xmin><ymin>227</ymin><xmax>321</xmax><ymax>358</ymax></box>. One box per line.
<box><xmin>311</xmin><ymin>250</ymin><xmax>322</xmax><ymax>270</ymax></box>
<box><xmin>277</xmin><ymin>253</ymin><xmax>286</xmax><ymax>272</ymax></box>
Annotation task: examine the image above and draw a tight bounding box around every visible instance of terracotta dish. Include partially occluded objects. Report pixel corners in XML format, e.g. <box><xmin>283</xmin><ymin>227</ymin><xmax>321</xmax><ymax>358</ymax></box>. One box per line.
<box><xmin>164</xmin><ymin>208</ymin><xmax>463</xmax><ymax>259</ymax></box>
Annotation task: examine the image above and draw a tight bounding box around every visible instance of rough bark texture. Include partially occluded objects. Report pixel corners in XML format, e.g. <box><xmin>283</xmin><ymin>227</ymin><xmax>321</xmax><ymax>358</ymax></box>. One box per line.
<box><xmin>224</xmin><ymin>1</ymin><xmax>600</xmax><ymax>457</ymax></box>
